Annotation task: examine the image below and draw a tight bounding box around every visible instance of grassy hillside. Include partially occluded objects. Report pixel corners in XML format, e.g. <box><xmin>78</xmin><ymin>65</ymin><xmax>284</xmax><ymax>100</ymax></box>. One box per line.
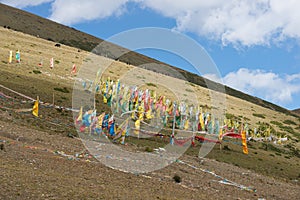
<box><xmin>0</xmin><ymin>3</ymin><xmax>297</xmax><ymax>117</ymax></box>
<box><xmin>0</xmin><ymin>21</ymin><xmax>300</xmax><ymax>199</ymax></box>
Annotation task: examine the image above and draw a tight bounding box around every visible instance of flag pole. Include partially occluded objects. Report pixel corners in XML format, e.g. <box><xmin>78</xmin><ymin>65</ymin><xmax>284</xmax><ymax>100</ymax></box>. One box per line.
<box><xmin>52</xmin><ymin>93</ymin><xmax>55</xmax><ymax>106</ymax></box>
<box><xmin>171</xmin><ymin>101</ymin><xmax>176</xmax><ymax>145</ymax></box>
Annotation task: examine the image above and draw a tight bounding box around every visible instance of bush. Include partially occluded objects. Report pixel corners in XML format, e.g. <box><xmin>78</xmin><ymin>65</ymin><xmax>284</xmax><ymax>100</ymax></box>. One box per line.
<box><xmin>252</xmin><ymin>113</ymin><xmax>265</xmax><ymax>119</ymax></box>
<box><xmin>283</xmin><ymin>120</ymin><xmax>297</xmax><ymax>125</ymax></box>
<box><xmin>146</xmin><ymin>82</ymin><xmax>157</xmax><ymax>87</ymax></box>
<box><xmin>279</xmin><ymin>125</ymin><xmax>294</xmax><ymax>134</ymax></box>
<box><xmin>173</xmin><ymin>175</ymin><xmax>181</xmax><ymax>183</ymax></box>
<box><xmin>270</xmin><ymin>121</ymin><xmax>282</xmax><ymax>126</ymax></box>
<box><xmin>54</xmin><ymin>87</ymin><xmax>69</xmax><ymax>93</ymax></box>
<box><xmin>33</xmin><ymin>70</ymin><xmax>41</xmax><ymax>74</ymax></box>
<box><xmin>144</xmin><ymin>146</ymin><xmax>153</xmax><ymax>152</ymax></box>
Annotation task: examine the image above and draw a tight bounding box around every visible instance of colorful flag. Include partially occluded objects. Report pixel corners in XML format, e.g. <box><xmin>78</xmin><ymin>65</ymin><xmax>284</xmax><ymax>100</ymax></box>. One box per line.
<box><xmin>103</xmin><ymin>95</ymin><xmax>107</xmax><ymax>104</ymax></box>
<box><xmin>97</xmin><ymin>112</ymin><xmax>105</xmax><ymax>127</ymax></box>
<box><xmin>241</xmin><ymin>130</ymin><xmax>248</xmax><ymax>154</ymax></box>
<box><xmin>50</xmin><ymin>58</ymin><xmax>54</xmax><ymax>69</ymax></box>
<box><xmin>32</xmin><ymin>97</ymin><xmax>39</xmax><ymax>117</ymax></box>
<box><xmin>184</xmin><ymin>119</ymin><xmax>189</xmax><ymax>130</ymax></box>
<box><xmin>15</xmin><ymin>50</ymin><xmax>20</xmax><ymax>63</ymax></box>
<box><xmin>76</xmin><ymin>106</ymin><xmax>83</xmax><ymax>123</ymax></box>
<box><xmin>134</xmin><ymin>119</ymin><xmax>140</xmax><ymax>135</ymax></box>
<box><xmin>71</xmin><ymin>64</ymin><xmax>76</xmax><ymax>74</ymax></box>
<box><xmin>8</xmin><ymin>50</ymin><xmax>12</xmax><ymax>63</ymax></box>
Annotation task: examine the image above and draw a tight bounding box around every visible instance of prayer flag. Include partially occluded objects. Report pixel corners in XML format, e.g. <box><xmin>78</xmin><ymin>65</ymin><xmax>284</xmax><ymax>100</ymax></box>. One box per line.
<box><xmin>241</xmin><ymin>130</ymin><xmax>248</xmax><ymax>154</ymax></box>
<box><xmin>71</xmin><ymin>64</ymin><xmax>76</xmax><ymax>74</ymax></box>
<box><xmin>32</xmin><ymin>97</ymin><xmax>39</xmax><ymax>117</ymax></box>
<box><xmin>76</xmin><ymin>106</ymin><xmax>83</xmax><ymax>122</ymax></box>
<box><xmin>8</xmin><ymin>50</ymin><xmax>12</xmax><ymax>63</ymax></box>
<box><xmin>50</xmin><ymin>58</ymin><xmax>54</xmax><ymax>69</ymax></box>
<box><xmin>134</xmin><ymin>119</ymin><xmax>140</xmax><ymax>135</ymax></box>
<box><xmin>15</xmin><ymin>50</ymin><xmax>20</xmax><ymax>63</ymax></box>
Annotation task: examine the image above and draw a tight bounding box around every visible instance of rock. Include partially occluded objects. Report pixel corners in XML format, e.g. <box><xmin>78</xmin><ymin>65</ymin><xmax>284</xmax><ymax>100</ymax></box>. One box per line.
<box><xmin>0</xmin><ymin>143</ymin><xmax>5</xmax><ymax>151</ymax></box>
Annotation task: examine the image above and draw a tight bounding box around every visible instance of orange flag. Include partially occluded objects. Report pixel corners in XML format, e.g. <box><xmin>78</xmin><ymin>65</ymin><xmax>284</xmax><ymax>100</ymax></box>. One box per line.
<box><xmin>241</xmin><ymin>130</ymin><xmax>248</xmax><ymax>154</ymax></box>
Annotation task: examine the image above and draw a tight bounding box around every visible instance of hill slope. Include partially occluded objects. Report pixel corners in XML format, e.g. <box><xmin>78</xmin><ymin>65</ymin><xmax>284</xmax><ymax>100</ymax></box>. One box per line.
<box><xmin>0</xmin><ymin>18</ymin><xmax>300</xmax><ymax>200</ymax></box>
<box><xmin>0</xmin><ymin>3</ymin><xmax>296</xmax><ymax>117</ymax></box>
<box><xmin>293</xmin><ymin>108</ymin><xmax>300</xmax><ymax>116</ymax></box>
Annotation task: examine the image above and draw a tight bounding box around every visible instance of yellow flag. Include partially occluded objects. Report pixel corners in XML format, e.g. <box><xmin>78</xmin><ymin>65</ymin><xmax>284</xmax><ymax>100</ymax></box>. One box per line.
<box><xmin>8</xmin><ymin>50</ymin><xmax>12</xmax><ymax>63</ymax></box>
<box><xmin>199</xmin><ymin>113</ymin><xmax>204</xmax><ymax>130</ymax></box>
<box><xmin>146</xmin><ymin>109</ymin><xmax>152</xmax><ymax>120</ymax></box>
<box><xmin>76</xmin><ymin>106</ymin><xmax>83</xmax><ymax>121</ymax></box>
<box><xmin>98</xmin><ymin>112</ymin><xmax>105</xmax><ymax>127</ymax></box>
<box><xmin>184</xmin><ymin>119</ymin><xmax>189</xmax><ymax>130</ymax></box>
<box><xmin>103</xmin><ymin>95</ymin><xmax>107</xmax><ymax>103</ymax></box>
<box><xmin>219</xmin><ymin>128</ymin><xmax>223</xmax><ymax>140</ymax></box>
<box><xmin>134</xmin><ymin>119</ymin><xmax>140</xmax><ymax>135</ymax></box>
<box><xmin>138</xmin><ymin>105</ymin><xmax>144</xmax><ymax>120</ymax></box>
<box><xmin>32</xmin><ymin>97</ymin><xmax>39</xmax><ymax>117</ymax></box>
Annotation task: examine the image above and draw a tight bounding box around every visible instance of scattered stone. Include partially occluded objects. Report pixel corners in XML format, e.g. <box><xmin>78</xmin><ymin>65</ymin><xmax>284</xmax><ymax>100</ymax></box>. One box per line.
<box><xmin>0</xmin><ymin>143</ymin><xmax>5</xmax><ymax>151</ymax></box>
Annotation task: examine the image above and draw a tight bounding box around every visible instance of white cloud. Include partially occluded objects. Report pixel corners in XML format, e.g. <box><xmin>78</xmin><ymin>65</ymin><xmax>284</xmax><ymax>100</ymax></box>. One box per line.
<box><xmin>0</xmin><ymin>0</ymin><xmax>53</xmax><ymax>8</ymax></box>
<box><xmin>4</xmin><ymin>0</ymin><xmax>300</xmax><ymax>47</ymax></box>
<box><xmin>139</xmin><ymin>0</ymin><xmax>300</xmax><ymax>47</ymax></box>
<box><xmin>207</xmin><ymin>68</ymin><xmax>300</xmax><ymax>106</ymax></box>
<box><xmin>49</xmin><ymin>0</ymin><xmax>130</xmax><ymax>25</ymax></box>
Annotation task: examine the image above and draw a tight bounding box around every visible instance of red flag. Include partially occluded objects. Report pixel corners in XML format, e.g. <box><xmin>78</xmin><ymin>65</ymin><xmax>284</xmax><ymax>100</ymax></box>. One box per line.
<box><xmin>71</xmin><ymin>64</ymin><xmax>76</xmax><ymax>74</ymax></box>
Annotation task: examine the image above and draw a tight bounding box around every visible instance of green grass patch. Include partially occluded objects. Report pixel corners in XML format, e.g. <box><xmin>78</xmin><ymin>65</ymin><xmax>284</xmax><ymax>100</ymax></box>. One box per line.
<box><xmin>54</xmin><ymin>87</ymin><xmax>69</xmax><ymax>93</ymax></box>
<box><xmin>252</xmin><ymin>113</ymin><xmax>265</xmax><ymax>119</ymax></box>
<box><xmin>185</xmin><ymin>88</ymin><xmax>193</xmax><ymax>93</ymax></box>
<box><xmin>146</xmin><ymin>82</ymin><xmax>157</xmax><ymax>87</ymax></box>
<box><xmin>279</xmin><ymin>125</ymin><xmax>294</xmax><ymax>134</ymax></box>
<box><xmin>270</xmin><ymin>121</ymin><xmax>282</xmax><ymax>126</ymax></box>
<box><xmin>283</xmin><ymin>119</ymin><xmax>297</xmax><ymax>125</ymax></box>
<box><xmin>225</xmin><ymin>113</ymin><xmax>241</xmax><ymax>121</ymax></box>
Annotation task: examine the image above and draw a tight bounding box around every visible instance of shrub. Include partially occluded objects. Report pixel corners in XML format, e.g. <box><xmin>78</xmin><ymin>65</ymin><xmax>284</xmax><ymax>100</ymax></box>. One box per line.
<box><xmin>185</xmin><ymin>88</ymin><xmax>193</xmax><ymax>92</ymax></box>
<box><xmin>283</xmin><ymin>120</ymin><xmax>297</xmax><ymax>125</ymax></box>
<box><xmin>33</xmin><ymin>70</ymin><xmax>41</xmax><ymax>74</ymax></box>
<box><xmin>252</xmin><ymin>113</ymin><xmax>265</xmax><ymax>119</ymax></box>
<box><xmin>146</xmin><ymin>82</ymin><xmax>157</xmax><ymax>87</ymax></box>
<box><xmin>54</xmin><ymin>87</ymin><xmax>69</xmax><ymax>93</ymax></box>
<box><xmin>270</xmin><ymin>121</ymin><xmax>282</xmax><ymax>126</ymax></box>
<box><xmin>279</xmin><ymin>125</ymin><xmax>294</xmax><ymax>134</ymax></box>
<box><xmin>173</xmin><ymin>175</ymin><xmax>181</xmax><ymax>183</ymax></box>
<box><xmin>144</xmin><ymin>146</ymin><xmax>153</xmax><ymax>152</ymax></box>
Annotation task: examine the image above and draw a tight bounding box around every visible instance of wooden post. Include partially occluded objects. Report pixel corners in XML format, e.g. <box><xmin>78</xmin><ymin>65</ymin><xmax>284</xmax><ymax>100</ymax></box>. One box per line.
<box><xmin>52</xmin><ymin>93</ymin><xmax>55</xmax><ymax>106</ymax></box>
<box><xmin>171</xmin><ymin>101</ymin><xmax>176</xmax><ymax>145</ymax></box>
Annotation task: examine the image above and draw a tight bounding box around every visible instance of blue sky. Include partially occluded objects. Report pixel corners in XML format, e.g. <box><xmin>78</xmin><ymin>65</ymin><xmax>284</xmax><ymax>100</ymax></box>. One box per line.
<box><xmin>1</xmin><ymin>0</ymin><xmax>300</xmax><ymax>110</ymax></box>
